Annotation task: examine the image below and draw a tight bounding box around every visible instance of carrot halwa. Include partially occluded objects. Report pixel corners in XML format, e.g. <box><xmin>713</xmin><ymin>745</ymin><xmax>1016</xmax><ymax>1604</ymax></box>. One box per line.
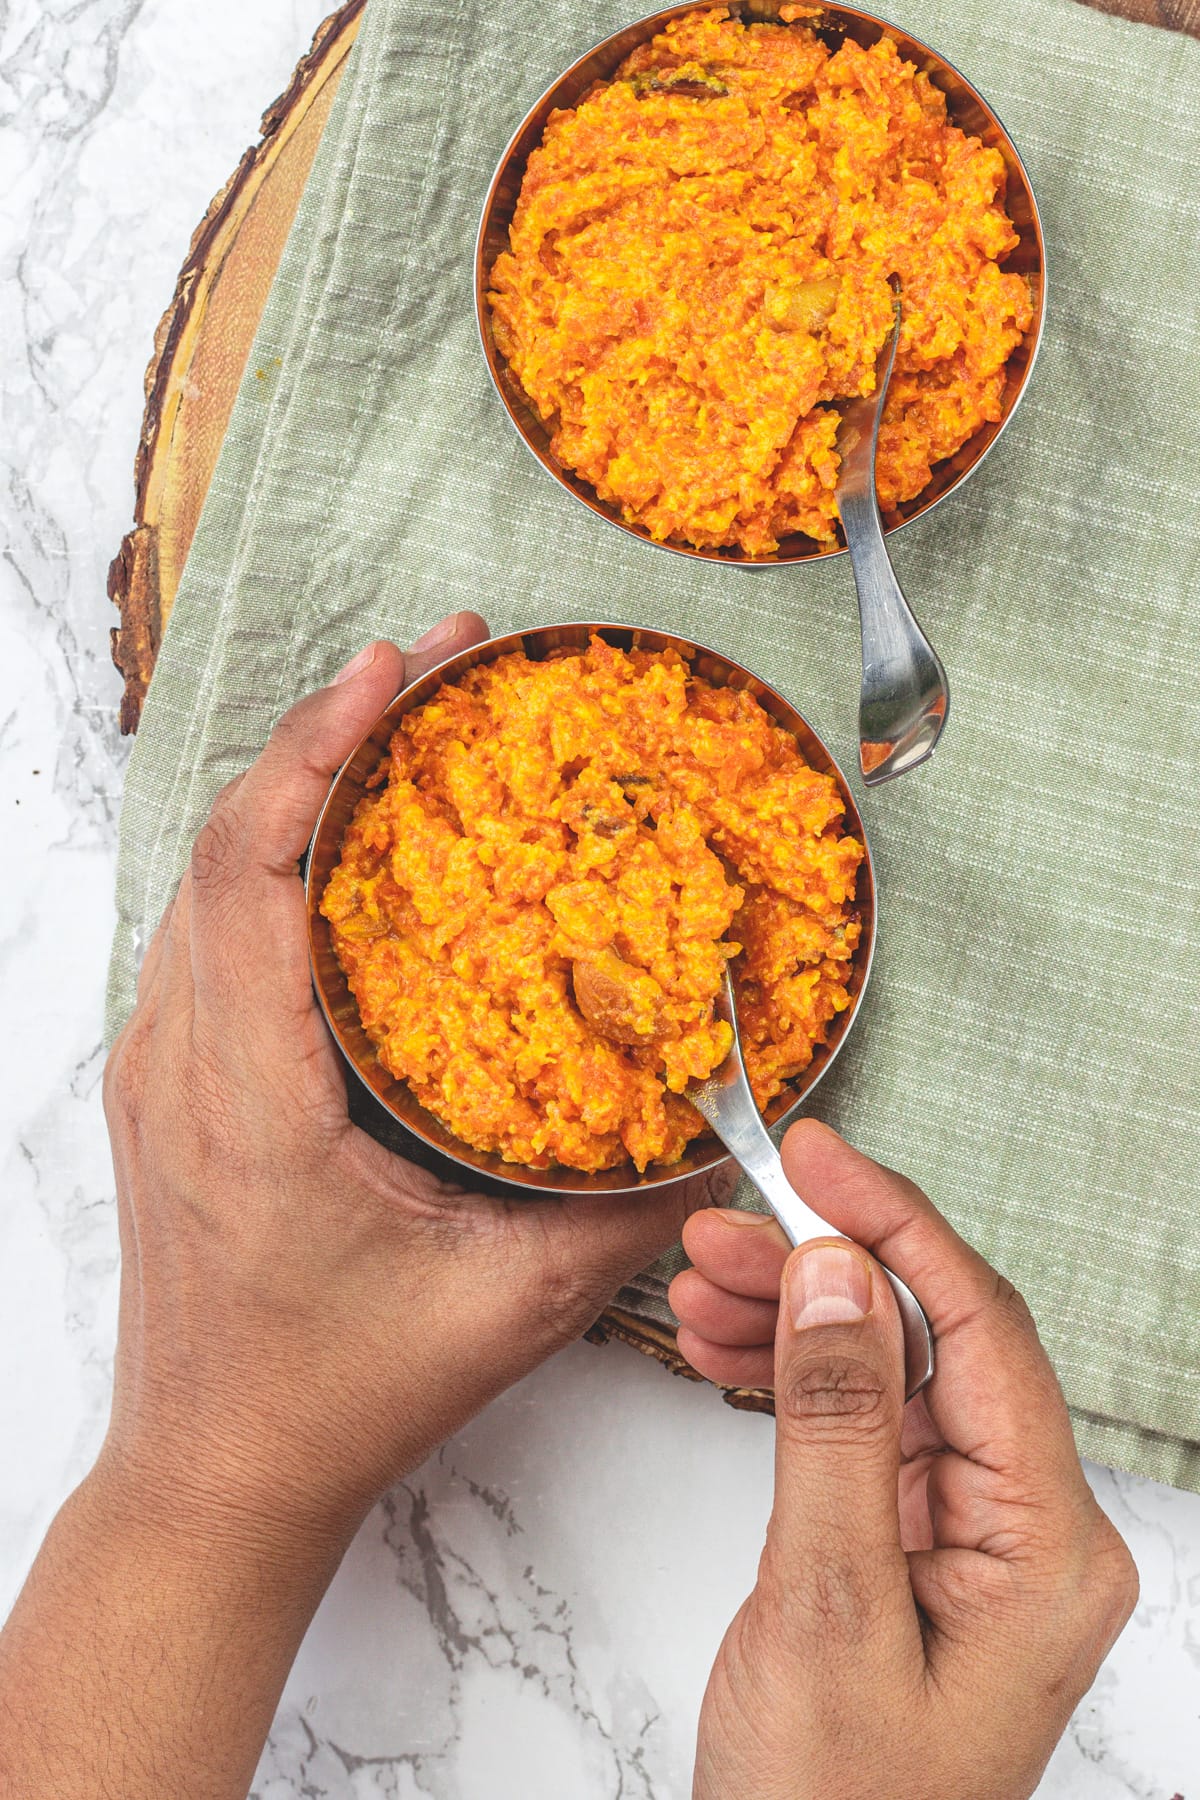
<box><xmin>321</xmin><ymin>639</ymin><xmax>864</xmax><ymax>1173</ymax></box>
<box><xmin>487</xmin><ymin>7</ymin><xmax>1033</xmax><ymax>556</ymax></box>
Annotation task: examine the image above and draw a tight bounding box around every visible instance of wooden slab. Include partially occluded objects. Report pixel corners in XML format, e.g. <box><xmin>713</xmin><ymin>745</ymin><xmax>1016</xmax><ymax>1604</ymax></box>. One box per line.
<box><xmin>108</xmin><ymin>1</ymin><xmax>365</xmax><ymax>733</ymax></box>
<box><xmin>106</xmin><ymin>0</ymin><xmax>1198</xmax><ymax>1402</ymax></box>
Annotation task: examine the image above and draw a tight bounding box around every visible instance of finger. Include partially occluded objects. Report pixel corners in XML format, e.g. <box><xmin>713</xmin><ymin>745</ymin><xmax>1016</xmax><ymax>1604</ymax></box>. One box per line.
<box><xmin>402</xmin><ymin>611</ymin><xmax>489</xmax><ymax>683</ymax></box>
<box><xmin>899</xmin><ymin>1390</ymin><xmax>945</xmax><ymax>1461</ymax></box>
<box><xmin>187</xmin><ymin>614</ymin><xmax>489</xmax><ymax>1029</ymax></box>
<box><xmin>680</xmin><ymin>1206</ymin><xmax>792</xmax><ymax>1298</ymax></box>
<box><xmin>779</xmin><ymin>1120</ymin><xmax>1091</xmax><ymax>1513</ymax></box>
<box><xmin>923</xmin><ymin>1443</ymin><xmax>1031</xmax><ymax>1551</ymax></box>
<box><xmin>897</xmin><ymin>1451</ymin><xmax>938</xmax><ymax>1553</ymax></box>
<box><xmin>909</xmin><ymin>1485</ymin><xmax>1139</xmax><ymax>1710</ymax></box>
<box><xmin>668</xmin><ymin>1267</ymin><xmax>780</xmax><ymax>1346</ymax></box>
<box><xmin>761</xmin><ymin>1238</ymin><xmax>919</xmax><ymax>1666</ymax></box>
<box><xmin>675</xmin><ymin>1328</ymin><xmax>775</xmax><ymax>1391</ymax></box>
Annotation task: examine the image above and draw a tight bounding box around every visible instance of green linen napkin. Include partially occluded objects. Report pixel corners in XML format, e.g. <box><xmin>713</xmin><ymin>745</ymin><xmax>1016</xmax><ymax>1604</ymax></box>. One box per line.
<box><xmin>108</xmin><ymin>0</ymin><xmax>1200</xmax><ymax>1489</ymax></box>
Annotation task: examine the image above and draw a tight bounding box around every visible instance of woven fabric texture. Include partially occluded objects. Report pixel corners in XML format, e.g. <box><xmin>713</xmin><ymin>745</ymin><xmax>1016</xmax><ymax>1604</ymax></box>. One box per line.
<box><xmin>107</xmin><ymin>0</ymin><xmax>1200</xmax><ymax>1489</ymax></box>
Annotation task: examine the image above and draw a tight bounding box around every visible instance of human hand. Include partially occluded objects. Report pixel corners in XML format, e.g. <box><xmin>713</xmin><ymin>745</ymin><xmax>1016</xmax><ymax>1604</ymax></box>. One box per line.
<box><xmin>4</xmin><ymin>611</ymin><xmax>740</xmax><ymax>1800</ymax></box>
<box><xmin>100</xmin><ymin>613</ymin><xmax>728</xmax><ymax>1553</ymax></box>
<box><xmin>670</xmin><ymin>1122</ymin><xmax>1138</xmax><ymax>1800</ymax></box>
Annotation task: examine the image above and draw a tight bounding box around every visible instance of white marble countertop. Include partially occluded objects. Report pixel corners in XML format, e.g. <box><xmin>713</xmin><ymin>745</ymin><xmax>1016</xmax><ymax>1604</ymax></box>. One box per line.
<box><xmin>1</xmin><ymin>1</ymin><xmax>1198</xmax><ymax>1794</ymax></box>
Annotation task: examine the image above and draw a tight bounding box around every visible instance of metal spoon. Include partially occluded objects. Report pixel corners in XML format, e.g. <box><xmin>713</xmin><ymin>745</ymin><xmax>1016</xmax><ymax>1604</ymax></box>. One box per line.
<box><xmin>836</xmin><ymin>286</ymin><xmax>950</xmax><ymax>786</ymax></box>
<box><xmin>688</xmin><ymin>967</ymin><xmax>935</xmax><ymax>1400</ymax></box>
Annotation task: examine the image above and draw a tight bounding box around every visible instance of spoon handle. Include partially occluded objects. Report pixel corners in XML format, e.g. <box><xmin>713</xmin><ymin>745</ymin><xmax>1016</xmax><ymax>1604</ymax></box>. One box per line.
<box><xmin>754</xmin><ymin>1147</ymin><xmax>934</xmax><ymax>1402</ymax></box>
<box><xmin>688</xmin><ymin>972</ymin><xmax>935</xmax><ymax>1400</ymax></box>
<box><xmin>692</xmin><ymin>1091</ymin><xmax>934</xmax><ymax>1402</ymax></box>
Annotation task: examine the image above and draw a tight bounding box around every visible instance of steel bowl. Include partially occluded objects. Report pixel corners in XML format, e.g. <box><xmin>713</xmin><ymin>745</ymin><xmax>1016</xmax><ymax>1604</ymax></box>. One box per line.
<box><xmin>306</xmin><ymin>623</ymin><xmax>876</xmax><ymax>1198</ymax></box>
<box><xmin>475</xmin><ymin>2</ymin><xmax>1045</xmax><ymax>567</ymax></box>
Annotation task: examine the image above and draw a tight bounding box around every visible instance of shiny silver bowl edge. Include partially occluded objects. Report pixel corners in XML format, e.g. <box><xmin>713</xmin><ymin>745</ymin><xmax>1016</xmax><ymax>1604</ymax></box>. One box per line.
<box><xmin>474</xmin><ymin>1</ymin><xmax>1047</xmax><ymax>568</ymax></box>
<box><xmin>306</xmin><ymin>623</ymin><xmax>877</xmax><ymax>1198</ymax></box>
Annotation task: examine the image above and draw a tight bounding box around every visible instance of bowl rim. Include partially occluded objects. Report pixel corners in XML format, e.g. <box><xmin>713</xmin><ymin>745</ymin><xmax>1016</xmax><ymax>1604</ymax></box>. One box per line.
<box><xmin>305</xmin><ymin>621</ymin><xmax>877</xmax><ymax>1198</ymax></box>
<box><xmin>474</xmin><ymin>0</ymin><xmax>1047</xmax><ymax>569</ymax></box>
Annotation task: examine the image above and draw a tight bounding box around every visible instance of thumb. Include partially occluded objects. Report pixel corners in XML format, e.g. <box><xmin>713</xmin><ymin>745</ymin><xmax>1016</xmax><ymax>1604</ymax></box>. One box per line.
<box><xmin>187</xmin><ymin>616</ymin><xmax>490</xmax><ymax>1027</ymax></box>
<box><xmin>762</xmin><ymin>1239</ymin><xmax>914</xmax><ymax>1651</ymax></box>
<box><xmin>234</xmin><ymin>612</ymin><xmax>489</xmax><ymax>873</ymax></box>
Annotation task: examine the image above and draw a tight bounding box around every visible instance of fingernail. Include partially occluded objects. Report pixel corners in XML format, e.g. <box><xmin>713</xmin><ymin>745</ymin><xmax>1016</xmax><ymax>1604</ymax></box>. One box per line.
<box><xmin>714</xmin><ymin>1206</ymin><xmax>781</xmax><ymax>1227</ymax></box>
<box><xmin>409</xmin><ymin>613</ymin><xmax>462</xmax><ymax>654</ymax></box>
<box><xmin>787</xmin><ymin>1242</ymin><xmax>873</xmax><ymax>1329</ymax></box>
<box><xmin>331</xmin><ymin>642</ymin><xmax>378</xmax><ymax>685</ymax></box>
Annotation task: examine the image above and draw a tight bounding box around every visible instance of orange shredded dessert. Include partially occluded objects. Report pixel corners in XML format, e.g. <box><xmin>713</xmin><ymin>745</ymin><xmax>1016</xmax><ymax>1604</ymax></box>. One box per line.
<box><xmin>487</xmin><ymin>7</ymin><xmax>1033</xmax><ymax>556</ymax></box>
<box><xmin>321</xmin><ymin>638</ymin><xmax>864</xmax><ymax>1172</ymax></box>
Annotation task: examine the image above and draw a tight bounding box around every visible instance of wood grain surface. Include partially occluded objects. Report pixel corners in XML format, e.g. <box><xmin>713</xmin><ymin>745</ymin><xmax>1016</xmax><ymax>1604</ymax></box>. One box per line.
<box><xmin>1088</xmin><ymin>0</ymin><xmax>1200</xmax><ymax>27</ymax></box>
<box><xmin>104</xmin><ymin>0</ymin><xmax>1198</xmax><ymax>1399</ymax></box>
<box><xmin>108</xmin><ymin>0</ymin><xmax>365</xmax><ymax>733</ymax></box>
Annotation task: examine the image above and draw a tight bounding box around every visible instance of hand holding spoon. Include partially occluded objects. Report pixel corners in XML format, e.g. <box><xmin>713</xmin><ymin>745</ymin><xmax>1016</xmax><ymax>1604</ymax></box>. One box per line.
<box><xmin>836</xmin><ymin>284</ymin><xmax>950</xmax><ymax>786</ymax></box>
<box><xmin>687</xmin><ymin>967</ymin><xmax>935</xmax><ymax>1400</ymax></box>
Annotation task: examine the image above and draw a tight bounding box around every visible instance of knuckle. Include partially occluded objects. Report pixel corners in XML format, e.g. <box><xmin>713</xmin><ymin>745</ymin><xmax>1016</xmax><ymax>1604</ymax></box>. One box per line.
<box><xmin>190</xmin><ymin>798</ymin><xmax>243</xmax><ymax>892</ymax></box>
<box><xmin>103</xmin><ymin>1022</ymin><xmax>161</xmax><ymax>1144</ymax></box>
<box><xmin>211</xmin><ymin>773</ymin><xmax>245</xmax><ymax>811</ymax></box>
<box><xmin>990</xmin><ymin>1267</ymin><xmax>1035</xmax><ymax>1331</ymax></box>
<box><xmin>531</xmin><ymin>1261</ymin><xmax>608</xmax><ymax>1345</ymax></box>
<box><xmin>179</xmin><ymin>1037</ymin><xmax>248</xmax><ymax>1160</ymax></box>
<box><xmin>776</xmin><ymin>1349</ymin><xmax>891</xmax><ymax>1440</ymax></box>
<box><xmin>1030</xmin><ymin>1515</ymin><xmax>1139</xmax><ymax>1662</ymax></box>
<box><xmin>103</xmin><ymin>1023</ymin><xmax>149</xmax><ymax>1128</ymax></box>
<box><xmin>691</xmin><ymin>1161</ymin><xmax>740</xmax><ymax>1213</ymax></box>
<box><xmin>1090</xmin><ymin>1524</ymin><xmax>1139</xmax><ymax>1634</ymax></box>
<box><xmin>268</xmin><ymin>700</ymin><xmax>325</xmax><ymax>779</ymax></box>
<box><xmin>737</xmin><ymin>1588</ymin><xmax>798</xmax><ymax>1674</ymax></box>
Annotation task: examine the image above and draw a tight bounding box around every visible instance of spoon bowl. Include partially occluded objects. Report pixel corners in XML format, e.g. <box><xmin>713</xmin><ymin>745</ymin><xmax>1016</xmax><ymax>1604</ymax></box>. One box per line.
<box><xmin>836</xmin><ymin>290</ymin><xmax>951</xmax><ymax>785</ymax></box>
